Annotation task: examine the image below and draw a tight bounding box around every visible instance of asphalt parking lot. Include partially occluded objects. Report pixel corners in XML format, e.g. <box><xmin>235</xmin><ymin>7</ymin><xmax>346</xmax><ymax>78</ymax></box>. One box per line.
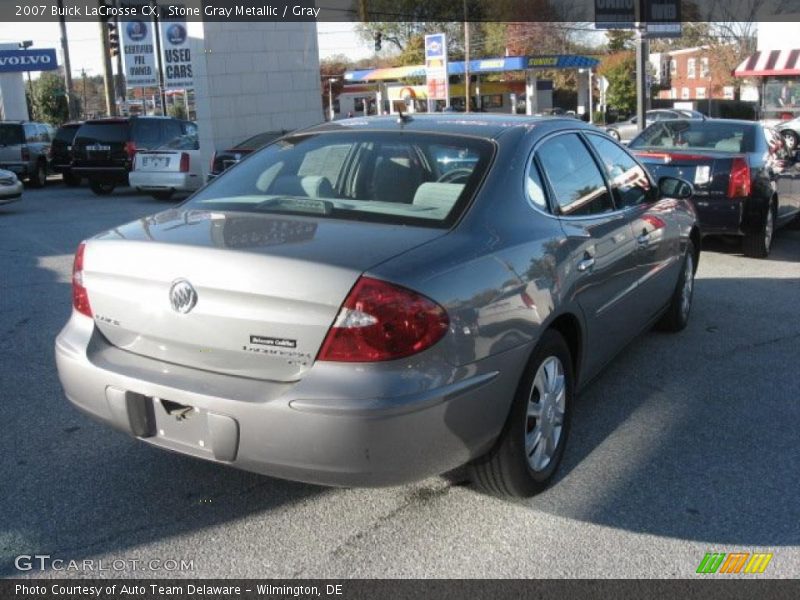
<box><xmin>1</xmin><ymin>181</ymin><xmax>798</xmax><ymax>579</ymax></box>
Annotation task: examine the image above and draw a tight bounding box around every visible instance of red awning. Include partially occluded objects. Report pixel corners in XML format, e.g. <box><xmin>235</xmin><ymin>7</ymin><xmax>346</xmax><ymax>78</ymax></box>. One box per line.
<box><xmin>735</xmin><ymin>49</ymin><xmax>800</xmax><ymax>77</ymax></box>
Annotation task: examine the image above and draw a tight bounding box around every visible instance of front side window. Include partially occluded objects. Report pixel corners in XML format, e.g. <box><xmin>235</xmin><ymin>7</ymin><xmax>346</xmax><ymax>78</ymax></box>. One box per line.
<box><xmin>185</xmin><ymin>131</ymin><xmax>494</xmax><ymax>228</ymax></box>
<box><xmin>0</xmin><ymin>125</ymin><xmax>24</xmax><ymax>146</ymax></box>
<box><xmin>536</xmin><ymin>133</ymin><xmax>613</xmax><ymax>217</ymax></box>
<box><xmin>587</xmin><ymin>134</ymin><xmax>653</xmax><ymax>208</ymax></box>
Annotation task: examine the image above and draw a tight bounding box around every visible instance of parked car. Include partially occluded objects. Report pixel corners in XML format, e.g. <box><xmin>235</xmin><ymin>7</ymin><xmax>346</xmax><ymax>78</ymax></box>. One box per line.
<box><xmin>71</xmin><ymin>116</ymin><xmax>196</xmax><ymax>196</ymax></box>
<box><xmin>130</xmin><ymin>129</ymin><xmax>202</xmax><ymax>200</ymax></box>
<box><xmin>55</xmin><ymin>115</ymin><xmax>700</xmax><ymax>498</ymax></box>
<box><xmin>50</xmin><ymin>122</ymin><xmax>83</xmax><ymax>186</ymax></box>
<box><xmin>774</xmin><ymin>116</ymin><xmax>800</xmax><ymax>154</ymax></box>
<box><xmin>0</xmin><ymin>168</ymin><xmax>23</xmax><ymax>205</ymax></box>
<box><xmin>630</xmin><ymin>118</ymin><xmax>800</xmax><ymax>258</ymax></box>
<box><xmin>207</xmin><ymin>130</ymin><xmax>289</xmax><ymax>180</ymax></box>
<box><xmin>0</xmin><ymin>120</ymin><xmax>54</xmax><ymax>187</ymax></box>
<box><xmin>606</xmin><ymin>109</ymin><xmax>705</xmax><ymax>143</ymax></box>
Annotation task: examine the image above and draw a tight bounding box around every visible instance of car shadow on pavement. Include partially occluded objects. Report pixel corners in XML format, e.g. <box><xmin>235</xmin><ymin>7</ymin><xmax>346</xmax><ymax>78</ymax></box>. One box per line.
<box><xmin>523</xmin><ymin>233</ymin><xmax>800</xmax><ymax>546</ymax></box>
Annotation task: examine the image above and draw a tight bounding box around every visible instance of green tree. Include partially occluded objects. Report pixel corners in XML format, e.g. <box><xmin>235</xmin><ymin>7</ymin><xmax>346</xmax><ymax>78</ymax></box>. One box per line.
<box><xmin>599</xmin><ymin>52</ymin><xmax>636</xmax><ymax>116</ymax></box>
<box><xmin>606</xmin><ymin>30</ymin><xmax>634</xmax><ymax>52</ymax></box>
<box><xmin>32</xmin><ymin>72</ymin><xmax>69</xmax><ymax>124</ymax></box>
<box><xmin>167</xmin><ymin>103</ymin><xmax>186</xmax><ymax>120</ymax></box>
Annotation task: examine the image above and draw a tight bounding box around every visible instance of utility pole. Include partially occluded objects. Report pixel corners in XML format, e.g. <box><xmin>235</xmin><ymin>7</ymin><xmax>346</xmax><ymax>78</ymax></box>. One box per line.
<box><xmin>81</xmin><ymin>69</ymin><xmax>87</xmax><ymax>118</ymax></box>
<box><xmin>634</xmin><ymin>20</ymin><xmax>648</xmax><ymax>131</ymax></box>
<box><xmin>57</xmin><ymin>0</ymin><xmax>76</xmax><ymax>120</ymax></box>
<box><xmin>98</xmin><ymin>18</ymin><xmax>116</xmax><ymax>116</ymax></box>
<box><xmin>463</xmin><ymin>0</ymin><xmax>470</xmax><ymax>113</ymax></box>
<box><xmin>151</xmin><ymin>0</ymin><xmax>167</xmax><ymax>115</ymax></box>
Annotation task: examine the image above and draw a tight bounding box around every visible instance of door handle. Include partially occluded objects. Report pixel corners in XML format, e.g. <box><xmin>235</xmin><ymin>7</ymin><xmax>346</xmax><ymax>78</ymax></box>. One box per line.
<box><xmin>577</xmin><ymin>255</ymin><xmax>595</xmax><ymax>272</ymax></box>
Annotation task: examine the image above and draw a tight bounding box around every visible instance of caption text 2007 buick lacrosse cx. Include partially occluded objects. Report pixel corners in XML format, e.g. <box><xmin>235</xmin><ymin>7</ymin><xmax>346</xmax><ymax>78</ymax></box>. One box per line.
<box><xmin>55</xmin><ymin>114</ymin><xmax>699</xmax><ymax>498</ymax></box>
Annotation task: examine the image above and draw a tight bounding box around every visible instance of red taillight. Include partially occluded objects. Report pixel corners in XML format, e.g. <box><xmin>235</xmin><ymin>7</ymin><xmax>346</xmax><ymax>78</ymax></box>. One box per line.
<box><xmin>727</xmin><ymin>157</ymin><xmax>751</xmax><ymax>199</ymax></box>
<box><xmin>21</xmin><ymin>146</ymin><xmax>30</xmax><ymax>161</ymax></box>
<box><xmin>72</xmin><ymin>242</ymin><xmax>92</xmax><ymax>318</ymax></box>
<box><xmin>180</xmin><ymin>152</ymin><xmax>190</xmax><ymax>173</ymax></box>
<box><xmin>124</xmin><ymin>141</ymin><xmax>137</xmax><ymax>160</ymax></box>
<box><xmin>318</xmin><ymin>277</ymin><xmax>449</xmax><ymax>362</ymax></box>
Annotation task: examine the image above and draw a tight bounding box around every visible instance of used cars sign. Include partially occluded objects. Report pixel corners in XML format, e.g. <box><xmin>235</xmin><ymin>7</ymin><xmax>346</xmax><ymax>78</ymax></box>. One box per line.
<box><xmin>0</xmin><ymin>49</ymin><xmax>58</xmax><ymax>73</ymax></box>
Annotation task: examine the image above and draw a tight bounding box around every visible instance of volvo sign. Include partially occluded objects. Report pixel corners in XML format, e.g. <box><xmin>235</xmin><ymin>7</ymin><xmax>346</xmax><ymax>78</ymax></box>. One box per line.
<box><xmin>0</xmin><ymin>49</ymin><xmax>58</xmax><ymax>73</ymax></box>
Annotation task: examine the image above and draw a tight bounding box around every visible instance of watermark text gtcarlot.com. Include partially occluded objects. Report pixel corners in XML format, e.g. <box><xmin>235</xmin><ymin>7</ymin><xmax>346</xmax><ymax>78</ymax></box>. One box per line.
<box><xmin>14</xmin><ymin>554</ymin><xmax>195</xmax><ymax>572</ymax></box>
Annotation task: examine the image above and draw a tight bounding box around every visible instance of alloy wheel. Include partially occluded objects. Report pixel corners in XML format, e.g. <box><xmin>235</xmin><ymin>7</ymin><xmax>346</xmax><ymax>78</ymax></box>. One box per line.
<box><xmin>524</xmin><ymin>356</ymin><xmax>566</xmax><ymax>472</ymax></box>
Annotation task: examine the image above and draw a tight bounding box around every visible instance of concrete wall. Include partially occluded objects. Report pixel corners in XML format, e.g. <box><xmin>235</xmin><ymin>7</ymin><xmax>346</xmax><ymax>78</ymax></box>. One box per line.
<box><xmin>0</xmin><ymin>43</ymin><xmax>30</xmax><ymax>121</ymax></box>
<box><xmin>187</xmin><ymin>21</ymin><xmax>323</xmax><ymax>176</ymax></box>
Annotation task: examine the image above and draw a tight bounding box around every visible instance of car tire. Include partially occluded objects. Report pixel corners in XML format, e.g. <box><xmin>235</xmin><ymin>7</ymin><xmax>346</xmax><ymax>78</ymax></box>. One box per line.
<box><xmin>28</xmin><ymin>162</ymin><xmax>47</xmax><ymax>188</ymax></box>
<box><xmin>742</xmin><ymin>204</ymin><xmax>775</xmax><ymax>259</ymax></box>
<box><xmin>89</xmin><ymin>180</ymin><xmax>115</xmax><ymax>196</ymax></box>
<box><xmin>781</xmin><ymin>130</ymin><xmax>799</xmax><ymax>154</ymax></box>
<box><xmin>63</xmin><ymin>172</ymin><xmax>81</xmax><ymax>187</ymax></box>
<box><xmin>468</xmin><ymin>329</ymin><xmax>573</xmax><ymax>498</ymax></box>
<box><xmin>150</xmin><ymin>190</ymin><xmax>174</xmax><ymax>201</ymax></box>
<box><xmin>656</xmin><ymin>240</ymin><xmax>696</xmax><ymax>333</ymax></box>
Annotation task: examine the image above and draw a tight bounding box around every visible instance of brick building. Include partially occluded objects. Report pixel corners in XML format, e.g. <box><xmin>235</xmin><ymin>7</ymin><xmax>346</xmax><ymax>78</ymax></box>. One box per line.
<box><xmin>650</xmin><ymin>46</ymin><xmax>737</xmax><ymax>102</ymax></box>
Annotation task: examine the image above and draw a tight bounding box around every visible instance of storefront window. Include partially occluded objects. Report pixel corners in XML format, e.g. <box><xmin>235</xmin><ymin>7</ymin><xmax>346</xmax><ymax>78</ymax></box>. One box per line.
<box><xmin>763</xmin><ymin>78</ymin><xmax>800</xmax><ymax>119</ymax></box>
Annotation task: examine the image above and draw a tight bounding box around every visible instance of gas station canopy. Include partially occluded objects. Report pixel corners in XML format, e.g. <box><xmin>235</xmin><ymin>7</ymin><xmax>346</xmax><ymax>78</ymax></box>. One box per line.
<box><xmin>345</xmin><ymin>55</ymin><xmax>600</xmax><ymax>82</ymax></box>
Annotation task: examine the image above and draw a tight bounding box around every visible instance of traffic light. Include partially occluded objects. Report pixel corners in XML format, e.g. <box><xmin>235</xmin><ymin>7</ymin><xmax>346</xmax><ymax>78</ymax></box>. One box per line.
<box><xmin>374</xmin><ymin>32</ymin><xmax>382</xmax><ymax>52</ymax></box>
<box><xmin>108</xmin><ymin>22</ymin><xmax>119</xmax><ymax>57</ymax></box>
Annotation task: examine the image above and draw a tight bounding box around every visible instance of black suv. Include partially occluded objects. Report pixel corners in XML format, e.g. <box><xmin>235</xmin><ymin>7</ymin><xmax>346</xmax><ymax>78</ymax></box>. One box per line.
<box><xmin>72</xmin><ymin>116</ymin><xmax>195</xmax><ymax>195</ymax></box>
<box><xmin>0</xmin><ymin>121</ymin><xmax>55</xmax><ymax>187</ymax></box>
<box><xmin>51</xmin><ymin>122</ymin><xmax>83</xmax><ymax>186</ymax></box>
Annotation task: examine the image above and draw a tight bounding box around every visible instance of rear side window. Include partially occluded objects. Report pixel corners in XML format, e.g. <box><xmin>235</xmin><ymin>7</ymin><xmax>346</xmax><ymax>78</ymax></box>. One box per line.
<box><xmin>537</xmin><ymin>133</ymin><xmax>613</xmax><ymax>217</ymax></box>
<box><xmin>586</xmin><ymin>134</ymin><xmax>653</xmax><ymax>208</ymax></box>
<box><xmin>24</xmin><ymin>123</ymin><xmax>39</xmax><ymax>142</ymax></box>
<box><xmin>54</xmin><ymin>126</ymin><xmax>79</xmax><ymax>143</ymax></box>
<box><xmin>131</xmin><ymin>119</ymin><xmax>164</xmax><ymax>147</ymax></box>
<box><xmin>0</xmin><ymin>124</ymin><xmax>24</xmax><ymax>145</ymax></box>
<box><xmin>631</xmin><ymin>120</ymin><xmax>756</xmax><ymax>153</ymax></box>
<box><xmin>75</xmin><ymin>123</ymin><xmax>130</xmax><ymax>143</ymax></box>
<box><xmin>186</xmin><ymin>131</ymin><xmax>494</xmax><ymax>228</ymax></box>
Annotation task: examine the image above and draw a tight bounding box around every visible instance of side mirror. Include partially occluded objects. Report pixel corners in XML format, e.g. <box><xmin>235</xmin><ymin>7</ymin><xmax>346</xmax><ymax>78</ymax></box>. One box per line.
<box><xmin>658</xmin><ymin>176</ymin><xmax>693</xmax><ymax>200</ymax></box>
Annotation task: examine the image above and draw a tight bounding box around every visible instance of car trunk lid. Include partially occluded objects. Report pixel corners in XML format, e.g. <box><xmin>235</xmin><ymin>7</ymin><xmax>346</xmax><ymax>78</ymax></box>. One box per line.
<box><xmin>633</xmin><ymin>149</ymin><xmax>739</xmax><ymax>198</ymax></box>
<box><xmin>83</xmin><ymin>210</ymin><xmax>444</xmax><ymax>382</ymax></box>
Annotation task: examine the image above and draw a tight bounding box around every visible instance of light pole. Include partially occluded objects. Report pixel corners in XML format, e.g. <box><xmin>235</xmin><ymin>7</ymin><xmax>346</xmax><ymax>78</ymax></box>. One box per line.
<box><xmin>328</xmin><ymin>78</ymin><xmax>337</xmax><ymax>121</ymax></box>
<box><xmin>19</xmin><ymin>41</ymin><xmax>34</xmax><ymax>120</ymax></box>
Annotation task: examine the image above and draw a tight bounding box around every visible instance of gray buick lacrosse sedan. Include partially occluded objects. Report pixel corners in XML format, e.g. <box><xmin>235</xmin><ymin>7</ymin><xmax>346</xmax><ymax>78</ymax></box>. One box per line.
<box><xmin>55</xmin><ymin>115</ymin><xmax>699</xmax><ymax>497</ymax></box>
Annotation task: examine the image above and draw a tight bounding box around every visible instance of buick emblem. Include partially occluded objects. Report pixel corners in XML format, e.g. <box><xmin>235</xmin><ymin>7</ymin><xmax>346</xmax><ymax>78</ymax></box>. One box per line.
<box><xmin>169</xmin><ymin>279</ymin><xmax>197</xmax><ymax>314</ymax></box>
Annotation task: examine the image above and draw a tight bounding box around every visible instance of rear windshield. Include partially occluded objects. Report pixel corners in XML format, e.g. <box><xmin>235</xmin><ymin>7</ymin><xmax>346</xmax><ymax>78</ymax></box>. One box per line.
<box><xmin>185</xmin><ymin>131</ymin><xmax>494</xmax><ymax>228</ymax></box>
<box><xmin>75</xmin><ymin>122</ymin><xmax>130</xmax><ymax>143</ymax></box>
<box><xmin>54</xmin><ymin>125</ymin><xmax>80</xmax><ymax>142</ymax></box>
<box><xmin>631</xmin><ymin>120</ymin><xmax>756</xmax><ymax>153</ymax></box>
<box><xmin>0</xmin><ymin>124</ymin><xmax>24</xmax><ymax>146</ymax></box>
<box><xmin>233</xmin><ymin>131</ymin><xmax>287</xmax><ymax>150</ymax></box>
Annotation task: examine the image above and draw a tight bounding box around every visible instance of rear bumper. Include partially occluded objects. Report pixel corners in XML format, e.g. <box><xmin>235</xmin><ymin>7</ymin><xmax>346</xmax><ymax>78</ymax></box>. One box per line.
<box><xmin>129</xmin><ymin>171</ymin><xmax>201</xmax><ymax>193</ymax></box>
<box><xmin>0</xmin><ymin>162</ymin><xmax>30</xmax><ymax>178</ymax></box>
<box><xmin>55</xmin><ymin>313</ymin><xmax>522</xmax><ymax>487</ymax></box>
<box><xmin>692</xmin><ymin>196</ymin><xmax>768</xmax><ymax>236</ymax></box>
<box><xmin>71</xmin><ymin>166</ymin><xmax>129</xmax><ymax>183</ymax></box>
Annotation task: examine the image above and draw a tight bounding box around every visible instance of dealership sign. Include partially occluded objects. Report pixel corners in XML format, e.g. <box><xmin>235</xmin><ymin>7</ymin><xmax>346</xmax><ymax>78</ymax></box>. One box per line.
<box><xmin>424</xmin><ymin>33</ymin><xmax>448</xmax><ymax>102</ymax></box>
<box><xmin>160</xmin><ymin>15</ymin><xmax>193</xmax><ymax>89</ymax></box>
<box><xmin>595</xmin><ymin>0</ymin><xmax>681</xmax><ymax>37</ymax></box>
<box><xmin>0</xmin><ymin>49</ymin><xmax>58</xmax><ymax>73</ymax></box>
<box><xmin>122</xmin><ymin>18</ymin><xmax>158</xmax><ymax>87</ymax></box>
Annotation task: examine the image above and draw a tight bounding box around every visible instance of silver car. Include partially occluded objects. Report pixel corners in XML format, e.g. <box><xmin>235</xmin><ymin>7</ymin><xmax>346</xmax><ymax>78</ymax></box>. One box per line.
<box><xmin>55</xmin><ymin>115</ymin><xmax>700</xmax><ymax>497</ymax></box>
<box><xmin>0</xmin><ymin>168</ymin><xmax>23</xmax><ymax>205</ymax></box>
<box><xmin>606</xmin><ymin>109</ymin><xmax>705</xmax><ymax>143</ymax></box>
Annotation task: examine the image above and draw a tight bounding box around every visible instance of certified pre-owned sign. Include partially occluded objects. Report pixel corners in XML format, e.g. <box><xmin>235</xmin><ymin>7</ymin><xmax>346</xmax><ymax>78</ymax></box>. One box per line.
<box><xmin>0</xmin><ymin>49</ymin><xmax>58</xmax><ymax>73</ymax></box>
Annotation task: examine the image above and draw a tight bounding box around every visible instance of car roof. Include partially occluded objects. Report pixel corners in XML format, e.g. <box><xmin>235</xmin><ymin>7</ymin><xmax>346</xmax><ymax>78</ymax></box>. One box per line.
<box><xmin>302</xmin><ymin>114</ymin><xmax>589</xmax><ymax>140</ymax></box>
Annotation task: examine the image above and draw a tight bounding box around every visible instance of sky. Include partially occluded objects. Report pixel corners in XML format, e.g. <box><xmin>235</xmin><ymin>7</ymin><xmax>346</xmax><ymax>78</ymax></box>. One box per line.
<box><xmin>0</xmin><ymin>21</ymin><xmax>373</xmax><ymax>79</ymax></box>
